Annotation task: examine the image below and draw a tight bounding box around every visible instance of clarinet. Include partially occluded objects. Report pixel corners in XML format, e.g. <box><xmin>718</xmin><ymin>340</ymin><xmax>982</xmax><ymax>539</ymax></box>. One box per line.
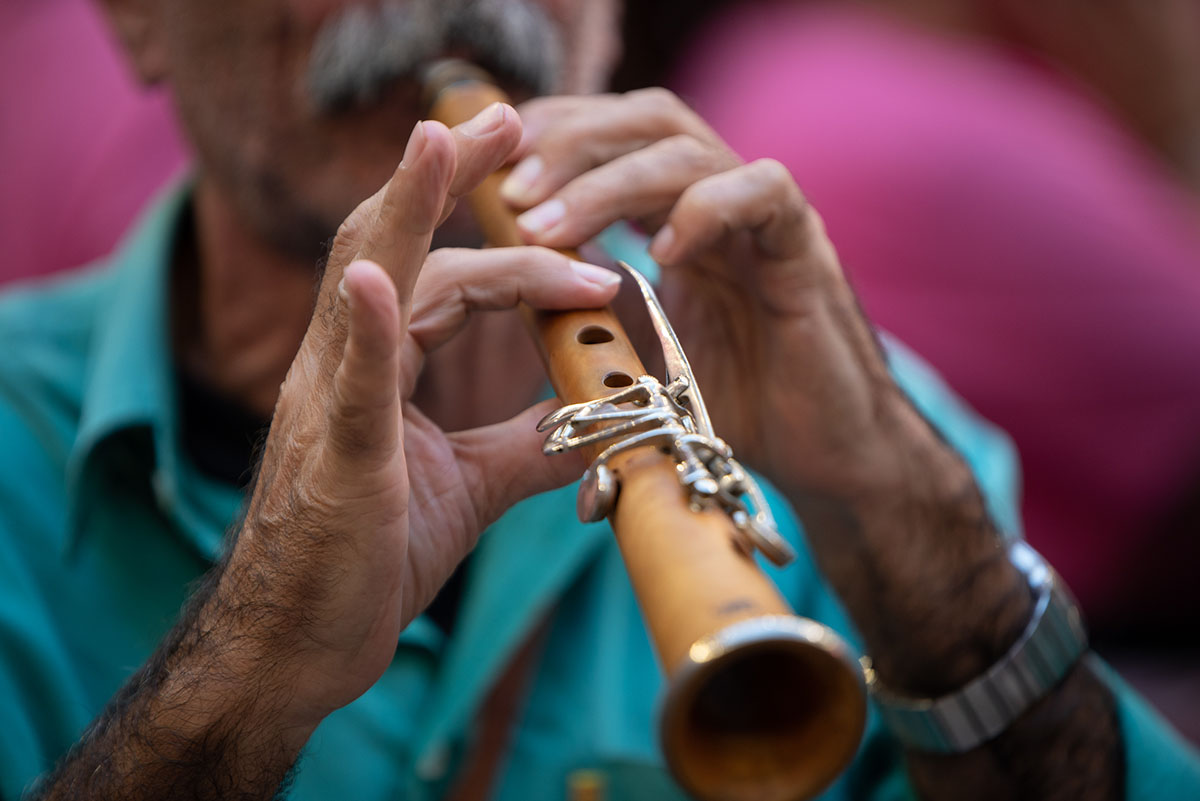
<box><xmin>424</xmin><ymin>60</ymin><xmax>866</xmax><ymax>801</ymax></box>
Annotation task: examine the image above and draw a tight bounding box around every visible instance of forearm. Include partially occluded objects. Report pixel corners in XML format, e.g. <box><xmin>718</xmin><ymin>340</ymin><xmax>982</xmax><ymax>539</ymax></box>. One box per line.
<box><xmin>792</xmin><ymin>404</ymin><xmax>1122</xmax><ymax>800</ymax></box>
<box><xmin>31</xmin><ymin>559</ymin><xmax>315</xmax><ymax>801</ymax></box>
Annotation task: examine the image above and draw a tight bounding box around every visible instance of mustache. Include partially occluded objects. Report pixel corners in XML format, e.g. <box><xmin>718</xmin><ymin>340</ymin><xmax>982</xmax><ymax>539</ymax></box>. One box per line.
<box><xmin>305</xmin><ymin>0</ymin><xmax>563</xmax><ymax>113</ymax></box>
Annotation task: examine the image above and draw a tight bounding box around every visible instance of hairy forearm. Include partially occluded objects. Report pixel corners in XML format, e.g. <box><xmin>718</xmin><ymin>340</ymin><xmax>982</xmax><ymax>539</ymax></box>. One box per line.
<box><xmin>793</xmin><ymin>405</ymin><xmax>1123</xmax><ymax>800</ymax></box>
<box><xmin>30</xmin><ymin>556</ymin><xmax>314</xmax><ymax>801</ymax></box>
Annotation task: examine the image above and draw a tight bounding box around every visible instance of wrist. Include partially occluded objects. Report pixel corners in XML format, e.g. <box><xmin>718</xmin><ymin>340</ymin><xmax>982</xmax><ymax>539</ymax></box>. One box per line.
<box><xmin>156</xmin><ymin>643</ymin><xmax>320</xmax><ymax>759</ymax></box>
<box><xmin>790</xmin><ymin>402</ymin><xmax>1035</xmax><ymax>696</ymax></box>
<box><xmin>171</xmin><ymin>583</ymin><xmax>326</xmax><ymax>747</ymax></box>
<box><xmin>214</xmin><ymin>517</ymin><xmax>391</xmax><ymax>732</ymax></box>
<box><xmin>868</xmin><ymin>542</ymin><xmax>1090</xmax><ymax>754</ymax></box>
<box><xmin>193</xmin><ymin>545</ymin><xmax>335</xmax><ymax>736</ymax></box>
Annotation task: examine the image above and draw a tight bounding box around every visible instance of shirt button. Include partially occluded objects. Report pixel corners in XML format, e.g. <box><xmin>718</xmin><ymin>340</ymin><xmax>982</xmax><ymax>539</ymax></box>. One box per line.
<box><xmin>151</xmin><ymin>468</ymin><xmax>173</xmax><ymax>509</ymax></box>
<box><xmin>415</xmin><ymin>742</ymin><xmax>450</xmax><ymax>782</ymax></box>
<box><xmin>566</xmin><ymin>769</ymin><xmax>607</xmax><ymax>801</ymax></box>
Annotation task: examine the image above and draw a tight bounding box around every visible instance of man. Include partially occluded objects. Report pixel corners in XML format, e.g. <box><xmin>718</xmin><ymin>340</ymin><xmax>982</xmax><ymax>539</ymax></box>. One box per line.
<box><xmin>0</xmin><ymin>1</ymin><xmax>1195</xmax><ymax>800</ymax></box>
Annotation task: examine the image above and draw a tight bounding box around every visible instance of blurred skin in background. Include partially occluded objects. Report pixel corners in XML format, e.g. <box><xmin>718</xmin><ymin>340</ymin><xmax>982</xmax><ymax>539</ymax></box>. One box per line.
<box><xmin>627</xmin><ymin>0</ymin><xmax>1200</xmax><ymax>741</ymax></box>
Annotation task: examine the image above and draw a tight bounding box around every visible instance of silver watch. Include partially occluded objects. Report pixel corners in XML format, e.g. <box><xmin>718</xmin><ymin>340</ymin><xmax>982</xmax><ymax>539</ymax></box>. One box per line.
<box><xmin>864</xmin><ymin>541</ymin><xmax>1088</xmax><ymax>754</ymax></box>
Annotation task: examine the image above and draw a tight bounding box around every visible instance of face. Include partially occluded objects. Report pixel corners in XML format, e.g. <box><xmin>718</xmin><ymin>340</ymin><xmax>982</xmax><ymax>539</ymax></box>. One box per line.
<box><xmin>142</xmin><ymin>0</ymin><xmax>620</xmax><ymax>261</ymax></box>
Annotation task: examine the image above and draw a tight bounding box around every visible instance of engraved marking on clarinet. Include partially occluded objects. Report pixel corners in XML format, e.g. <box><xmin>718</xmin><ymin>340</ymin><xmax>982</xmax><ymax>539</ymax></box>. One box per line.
<box><xmin>537</xmin><ymin>262</ymin><xmax>797</xmax><ymax>567</ymax></box>
<box><xmin>717</xmin><ymin>599</ymin><xmax>759</xmax><ymax>617</ymax></box>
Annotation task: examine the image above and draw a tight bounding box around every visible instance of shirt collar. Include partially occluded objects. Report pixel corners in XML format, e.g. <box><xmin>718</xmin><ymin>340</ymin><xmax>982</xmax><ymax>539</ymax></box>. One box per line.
<box><xmin>57</xmin><ymin>216</ymin><xmax>656</xmax><ymax>566</ymax></box>
<box><xmin>65</xmin><ymin>182</ymin><xmax>241</xmax><ymax>560</ymax></box>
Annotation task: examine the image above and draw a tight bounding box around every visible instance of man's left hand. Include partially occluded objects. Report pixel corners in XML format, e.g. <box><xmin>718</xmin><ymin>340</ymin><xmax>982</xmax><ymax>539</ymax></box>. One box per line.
<box><xmin>503</xmin><ymin>90</ymin><xmax>927</xmax><ymax>509</ymax></box>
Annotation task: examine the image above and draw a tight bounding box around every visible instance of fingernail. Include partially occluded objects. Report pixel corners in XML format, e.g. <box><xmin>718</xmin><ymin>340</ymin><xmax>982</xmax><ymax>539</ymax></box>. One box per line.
<box><xmin>337</xmin><ymin>275</ymin><xmax>351</xmax><ymax>304</ymax></box>
<box><xmin>649</xmin><ymin>223</ymin><xmax>676</xmax><ymax>261</ymax></box>
<box><xmin>516</xmin><ymin>197</ymin><xmax>565</xmax><ymax>236</ymax></box>
<box><xmin>461</xmin><ymin>102</ymin><xmax>505</xmax><ymax>137</ymax></box>
<box><xmin>500</xmin><ymin>154</ymin><xmax>544</xmax><ymax>203</ymax></box>
<box><xmin>401</xmin><ymin>121</ymin><xmax>426</xmax><ymax>167</ymax></box>
<box><xmin>570</xmin><ymin>260</ymin><xmax>621</xmax><ymax>288</ymax></box>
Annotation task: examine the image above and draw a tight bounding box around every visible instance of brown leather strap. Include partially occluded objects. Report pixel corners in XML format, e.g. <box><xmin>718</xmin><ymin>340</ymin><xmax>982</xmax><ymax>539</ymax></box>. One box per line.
<box><xmin>442</xmin><ymin>624</ymin><xmax>548</xmax><ymax>801</ymax></box>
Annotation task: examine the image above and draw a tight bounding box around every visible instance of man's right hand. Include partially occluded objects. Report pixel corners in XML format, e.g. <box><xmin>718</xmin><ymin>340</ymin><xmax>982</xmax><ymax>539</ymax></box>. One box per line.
<box><xmin>34</xmin><ymin>103</ymin><xmax>620</xmax><ymax>800</ymax></box>
<box><xmin>222</xmin><ymin>101</ymin><xmax>620</xmax><ymax>732</ymax></box>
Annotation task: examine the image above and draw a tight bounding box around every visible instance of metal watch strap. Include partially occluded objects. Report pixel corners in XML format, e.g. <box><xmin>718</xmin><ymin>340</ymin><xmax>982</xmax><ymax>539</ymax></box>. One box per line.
<box><xmin>864</xmin><ymin>541</ymin><xmax>1088</xmax><ymax>754</ymax></box>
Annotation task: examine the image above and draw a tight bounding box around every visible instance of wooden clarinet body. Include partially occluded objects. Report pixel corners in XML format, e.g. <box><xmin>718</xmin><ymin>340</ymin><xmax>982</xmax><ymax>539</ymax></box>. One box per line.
<box><xmin>425</xmin><ymin>61</ymin><xmax>866</xmax><ymax>801</ymax></box>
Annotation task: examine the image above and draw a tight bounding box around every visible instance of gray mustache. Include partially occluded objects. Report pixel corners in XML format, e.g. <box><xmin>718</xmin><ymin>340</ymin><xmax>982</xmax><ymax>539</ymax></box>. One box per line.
<box><xmin>306</xmin><ymin>0</ymin><xmax>563</xmax><ymax>112</ymax></box>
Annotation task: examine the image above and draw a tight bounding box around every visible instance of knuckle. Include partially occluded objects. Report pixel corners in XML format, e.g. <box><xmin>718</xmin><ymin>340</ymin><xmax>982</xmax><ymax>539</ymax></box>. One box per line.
<box><xmin>410</xmin><ymin>272</ymin><xmax>460</xmax><ymax>326</ymax></box>
<box><xmin>420</xmin><ymin>248</ymin><xmax>468</xmax><ymax>290</ymax></box>
<box><xmin>632</xmin><ymin>86</ymin><xmax>684</xmax><ymax>112</ymax></box>
<box><xmin>252</xmin><ymin>436</ymin><xmax>327</xmax><ymax>526</ymax></box>
<box><xmin>280</xmin><ymin>428</ymin><xmax>318</xmax><ymax>472</ymax></box>
<box><xmin>540</xmin><ymin>245</ymin><xmax>574</xmax><ymax>267</ymax></box>
<box><xmin>548</xmin><ymin>118</ymin><xmax>608</xmax><ymax>168</ymax></box>
<box><xmin>522</xmin><ymin>247</ymin><xmax>572</xmax><ymax>279</ymax></box>
<box><xmin>679</xmin><ymin>179</ymin><xmax>722</xmax><ymax>216</ymax></box>
<box><xmin>657</xmin><ymin>133</ymin><xmax>711</xmax><ymax>170</ymax></box>
<box><xmin>423</xmin><ymin>247</ymin><xmax>455</xmax><ymax>272</ymax></box>
<box><xmin>632</xmin><ymin>88</ymin><xmax>710</xmax><ymax>138</ymax></box>
<box><xmin>752</xmin><ymin>158</ymin><xmax>798</xmax><ymax>191</ymax></box>
<box><xmin>517</xmin><ymin>95</ymin><xmax>567</xmax><ymax>120</ymax></box>
<box><xmin>333</xmin><ymin>220</ymin><xmax>361</xmax><ymax>255</ymax></box>
<box><xmin>657</xmin><ymin>132</ymin><xmax>698</xmax><ymax>153</ymax></box>
<box><xmin>753</xmin><ymin>159</ymin><xmax>812</xmax><ymax>222</ymax></box>
<box><xmin>412</xmin><ymin>252</ymin><xmax>457</xmax><ymax>303</ymax></box>
<box><xmin>524</xmin><ymin>98</ymin><xmax>584</xmax><ymax>136</ymax></box>
<box><xmin>284</xmin><ymin>477</ymin><xmax>337</xmax><ymax>533</ymax></box>
<box><xmin>335</xmin><ymin>198</ymin><xmax>374</xmax><ymax>247</ymax></box>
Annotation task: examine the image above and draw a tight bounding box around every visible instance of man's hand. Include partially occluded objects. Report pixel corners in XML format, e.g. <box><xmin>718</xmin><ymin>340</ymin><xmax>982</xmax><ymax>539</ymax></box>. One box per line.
<box><xmin>503</xmin><ymin>89</ymin><xmax>930</xmax><ymax>516</ymax></box>
<box><xmin>230</xmin><ymin>107</ymin><xmax>619</xmax><ymax>726</ymax></box>
<box><xmin>504</xmin><ymin>89</ymin><xmax>1121</xmax><ymax>801</ymax></box>
<box><xmin>504</xmin><ymin>90</ymin><xmax>1009</xmax><ymax>682</ymax></box>
<box><xmin>33</xmin><ymin>103</ymin><xmax>620</xmax><ymax>801</ymax></box>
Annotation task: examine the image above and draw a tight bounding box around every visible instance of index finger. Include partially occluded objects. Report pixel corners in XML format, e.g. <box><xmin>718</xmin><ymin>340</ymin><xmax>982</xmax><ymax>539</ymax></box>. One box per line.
<box><xmin>502</xmin><ymin>90</ymin><xmax>724</xmax><ymax>210</ymax></box>
<box><xmin>352</xmin><ymin>120</ymin><xmax>458</xmax><ymax>302</ymax></box>
<box><xmin>306</xmin><ymin>121</ymin><xmax>457</xmax><ymax>380</ymax></box>
<box><xmin>399</xmin><ymin>246</ymin><xmax>621</xmax><ymax>397</ymax></box>
<box><xmin>327</xmin><ymin>103</ymin><xmax>523</xmax><ymax>311</ymax></box>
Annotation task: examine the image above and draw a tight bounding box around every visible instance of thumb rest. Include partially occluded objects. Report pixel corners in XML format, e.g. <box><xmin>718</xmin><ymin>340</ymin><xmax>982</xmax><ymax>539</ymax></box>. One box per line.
<box><xmin>424</xmin><ymin>59</ymin><xmax>867</xmax><ymax>801</ymax></box>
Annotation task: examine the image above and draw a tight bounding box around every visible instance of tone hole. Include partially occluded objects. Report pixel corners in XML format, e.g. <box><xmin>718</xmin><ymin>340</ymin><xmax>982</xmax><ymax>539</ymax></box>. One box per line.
<box><xmin>577</xmin><ymin>326</ymin><xmax>615</xmax><ymax>345</ymax></box>
<box><xmin>603</xmin><ymin>372</ymin><xmax>634</xmax><ymax>388</ymax></box>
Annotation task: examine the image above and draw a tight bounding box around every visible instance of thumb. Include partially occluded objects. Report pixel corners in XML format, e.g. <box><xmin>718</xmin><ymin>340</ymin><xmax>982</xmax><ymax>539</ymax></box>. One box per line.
<box><xmin>325</xmin><ymin>260</ymin><xmax>403</xmax><ymax>470</ymax></box>
<box><xmin>449</xmin><ymin>399</ymin><xmax>588</xmax><ymax>526</ymax></box>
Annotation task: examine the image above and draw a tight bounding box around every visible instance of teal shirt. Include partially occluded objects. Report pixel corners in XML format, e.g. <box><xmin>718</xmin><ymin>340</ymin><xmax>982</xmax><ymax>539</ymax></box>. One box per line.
<box><xmin>0</xmin><ymin>189</ymin><xmax>1196</xmax><ymax>800</ymax></box>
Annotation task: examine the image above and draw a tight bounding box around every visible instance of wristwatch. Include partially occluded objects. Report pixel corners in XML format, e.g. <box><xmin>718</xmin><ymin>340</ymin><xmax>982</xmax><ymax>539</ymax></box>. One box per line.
<box><xmin>864</xmin><ymin>540</ymin><xmax>1089</xmax><ymax>754</ymax></box>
